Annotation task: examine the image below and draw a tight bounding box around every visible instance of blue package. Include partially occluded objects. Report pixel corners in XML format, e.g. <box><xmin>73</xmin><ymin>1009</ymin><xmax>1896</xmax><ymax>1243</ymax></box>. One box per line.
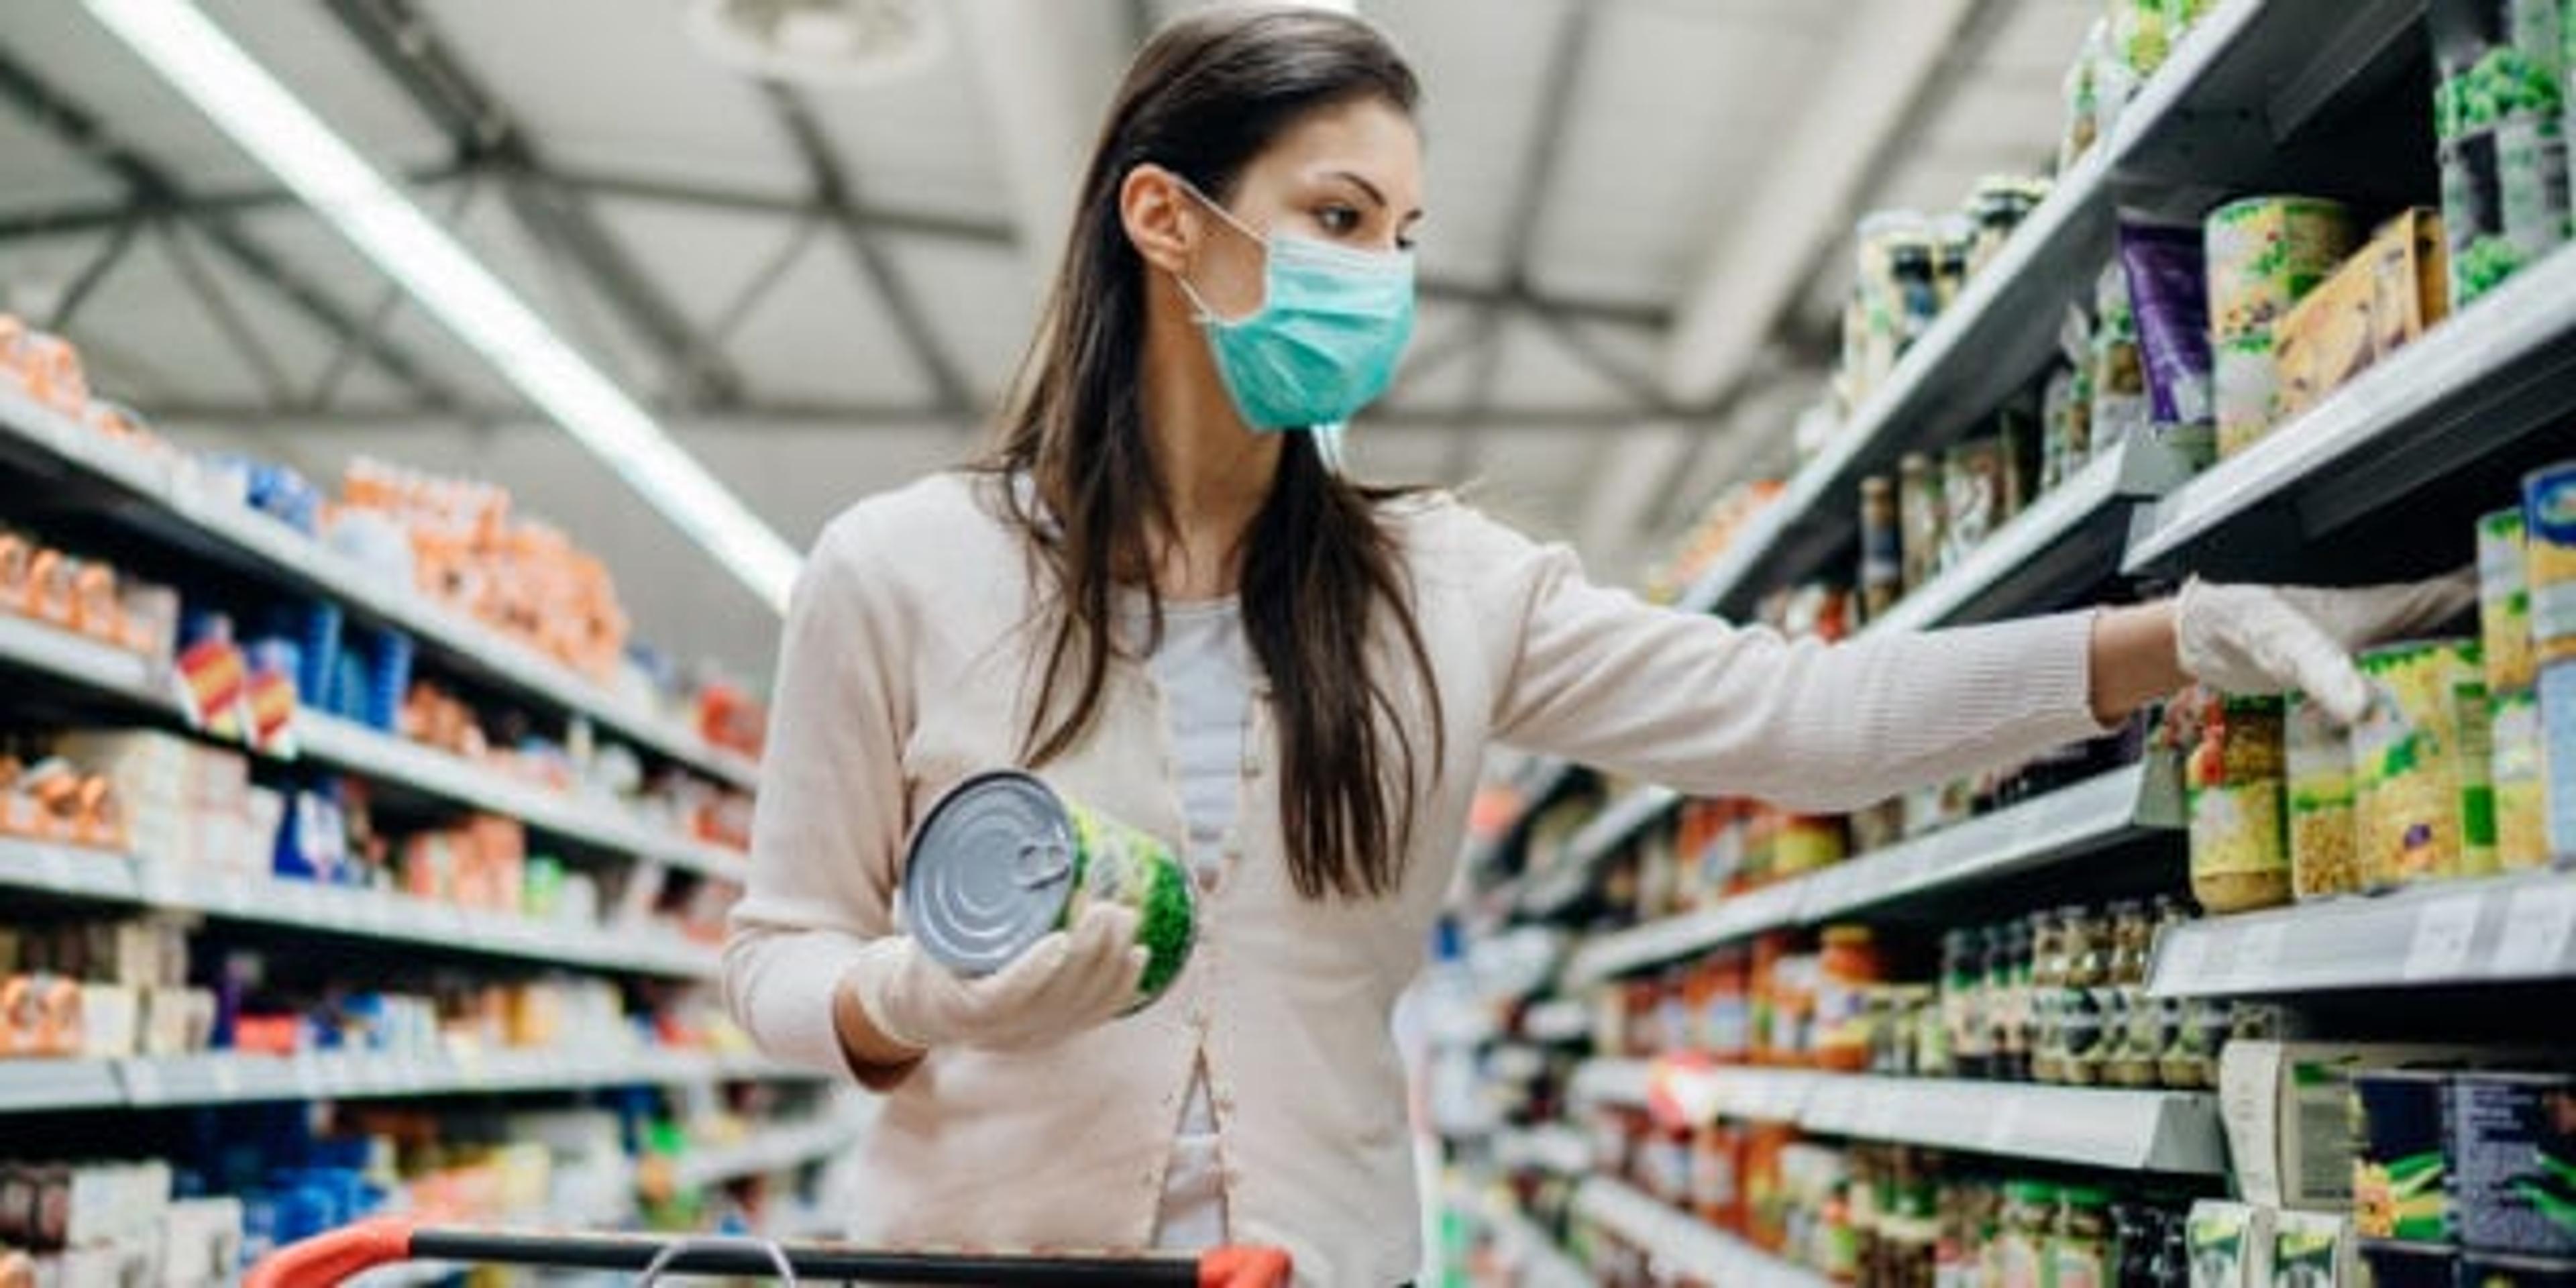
<box><xmin>366</xmin><ymin>629</ymin><xmax>415</xmax><ymax>732</ymax></box>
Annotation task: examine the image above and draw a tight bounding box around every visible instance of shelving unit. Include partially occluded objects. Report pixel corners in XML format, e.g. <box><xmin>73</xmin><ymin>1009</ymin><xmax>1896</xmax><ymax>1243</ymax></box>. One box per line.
<box><xmin>1571</xmin><ymin>1059</ymin><xmax>2226</xmax><ymax>1175</ymax></box>
<box><xmin>0</xmin><ymin>1049</ymin><xmax>820</xmax><ymax>1115</ymax></box>
<box><xmin>1565</xmin><ymin>765</ymin><xmax>2156</xmax><ymax>988</ymax></box>
<box><xmin>672</xmin><ymin>1099</ymin><xmax>878</xmax><ymax>1190</ymax></box>
<box><xmin>2149</xmin><ymin>870</ymin><xmax>2576</xmax><ymax>998</ymax></box>
<box><xmin>1486</xmin><ymin>1199</ymin><xmax>1593</xmax><ymax>1288</ymax></box>
<box><xmin>1575</xmin><ymin>1177</ymin><xmax>1829</xmax><ymax>1288</ymax></box>
<box><xmin>0</xmin><ymin>388</ymin><xmax>757</xmax><ymax>790</ymax></box>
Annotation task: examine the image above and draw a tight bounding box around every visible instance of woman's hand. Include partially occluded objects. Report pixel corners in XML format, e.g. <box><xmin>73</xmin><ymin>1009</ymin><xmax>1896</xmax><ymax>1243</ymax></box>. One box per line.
<box><xmin>2171</xmin><ymin>572</ymin><xmax>2479</xmax><ymax>721</ymax></box>
<box><xmin>835</xmin><ymin>904</ymin><xmax>1147</xmax><ymax>1063</ymax></box>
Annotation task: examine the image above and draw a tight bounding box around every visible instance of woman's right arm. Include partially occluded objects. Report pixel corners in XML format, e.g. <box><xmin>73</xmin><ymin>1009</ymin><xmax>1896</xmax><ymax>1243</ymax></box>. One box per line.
<box><xmin>722</xmin><ymin>513</ymin><xmax>923</xmax><ymax>1088</ymax></box>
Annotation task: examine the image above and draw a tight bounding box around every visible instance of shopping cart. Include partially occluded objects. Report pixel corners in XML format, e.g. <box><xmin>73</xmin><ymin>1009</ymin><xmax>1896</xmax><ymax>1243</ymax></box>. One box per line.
<box><xmin>248</xmin><ymin>1218</ymin><xmax>1293</xmax><ymax>1286</ymax></box>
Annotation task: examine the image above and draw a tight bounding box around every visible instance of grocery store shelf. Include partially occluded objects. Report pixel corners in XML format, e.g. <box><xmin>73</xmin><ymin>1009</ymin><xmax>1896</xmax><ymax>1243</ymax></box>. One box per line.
<box><xmin>298</xmin><ymin>713</ymin><xmax>747</xmax><ymax>880</ymax></box>
<box><xmin>0</xmin><ymin>838</ymin><xmax>717</xmax><ymax>979</ymax></box>
<box><xmin>1565</xmin><ymin>881</ymin><xmax>1804</xmax><ymax>987</ymax></box>
<box><xmin>0</xmin><ymin>1058</ymin><xmax>125</xmax><ymax>1112</ymax></box>
<box><xmin>1565</xmin><ymin>766</ymin><xmax>2153</xmax><ymax>987</ymax></box>
<box><xmin>1799</xmin><ymin>1075</ymin><xmax>2226</xmax><ymax>1175</ymax></box>
<box><xmin>1865</xmin><ymin>435</ymin><xmax>2196</xmax><ymax>635</ymax></box>
<box><xmin>0</xmin><ymin>386</ymin><xmax>757</xmax><ymax>790</ymax></box>
<box><xmin>93</xmin><ymin>1048</ymin><xmax>822</xmax><ymax>1112</ymax></box>
<box><xmin>1519</xmin><ymin>784</ymin><xmax>1680</xmax><ymax>917</ymax></box>
<box><xmin>0</xmin><ymin>612</ymin><xmax>166</xmax><ymax>708</ymax></box>
<box><xmin>2125</xmin><ymin>243</ymin><xmax>2576</xmax><ymax>578</ymax></box>
<box><xmin>1796</xmin><ymin>764</ymin><xmax>2155</xmax><ymax>920</ymax></box>
<box><xmin>1572</xmin><ymin>1060</ymin><xmax>2225</xmax><ymax>1174</ymax></box>
<box><xmin>1495</xmin><ymin>1124</ymin><xmax>1593</xmax><ymax>1178</ymax></box>
<box><xmin>1576</xmin><ymin>1177</ymin><xmax>1828</xmax><ymax>1288</ymax></box>
<box><xmin>1486</xmin><ymin>1199</ymin><xmax>1592</xmax><ymax>1288</ymax></box>
<box><xmin>674</xmin><ymin>1102</ymin><xmax>876</xmax><ymax>1189</ymax></box>
<box><xmin>2149</xmin><ymin>869</ymin><xmax>2576</xmax><ymax>998</ymax></box>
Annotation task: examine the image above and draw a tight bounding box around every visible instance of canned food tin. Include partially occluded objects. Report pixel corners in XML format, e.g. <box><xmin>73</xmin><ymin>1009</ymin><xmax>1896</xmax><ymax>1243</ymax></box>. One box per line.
<box><xmin>2353</xmin><ymin>641</ymin><xmax>2495</xmax><ymax>888</ymax></box>
<box><xmin>2493</xmin><ymin>689</ymin><xmax>2550</xmax><ymax>871</ymax></box>
<box><xmin>2204</xmin><ymin>197</ymin><xmax>2360</xmax><ymax>341</ymax></box>
<box><xmin>901</xmin><ymin>771</ymin><xmax>1195</xmax><ymax>1010</ymax></box>
<box><xmin>2353</xmin><ymin>1069</ymin><xmax>2456</xmax><ymax>1243</ymax></box>
<box><xmin>2485</xmin><ymin>507</ymin><xmax>2540</xmax><ymax>692</ymax></box>
<box><xmin>2527</xmin><ymin>460</ymin><xmax>2576</xmax><ymax>648</ymax></box>
<box><xmin>2188</xmin><ymin>694</ymin><xmax>2292</xmax><ymax>913</ymax></box>
<box><xmin>2214</xmin><ymin>332</ymin><xmax>2282</xmax><ymax>459</ymax></box>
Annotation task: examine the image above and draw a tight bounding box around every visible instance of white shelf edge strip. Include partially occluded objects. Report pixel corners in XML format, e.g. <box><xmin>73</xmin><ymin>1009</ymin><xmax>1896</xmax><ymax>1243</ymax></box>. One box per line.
<box><xmin>2127</xmin><ymin>241</ymin><xmax>2576</xmax><ymax>571</ymax></box>
<box><xmin>0</xmin><ymin>837</ymin><xmax>718</xmax><ymax>979</ymax></box>
<box><xmin>674</xmin><ymin>1105</ymin><xmax>875</xmax><ymax>1189</ymax></box>
<box><xmin>299</xmin><ymin>713</ymin><xmax>747</xmax><ymax>880</ymax></box>
<box><xmin>0</xmin><ymin>386</ymin><xmax>757</xmax><ymax>790</ymax></box>
<box><xmin>99</xmin><ymin>1049</ymin><xmax>825</xmax><ymax>1112</ymax></box>
<box><xmin>1578</xmin><ymin>1177</ymin><xmax>1831</xmax><ymax>1288</ymax></box>
<box><xmin>2149</xmin><ymin>868</ymin><xmax>2576</xmax><ymax>998</ymax></box>
<box><xmin>1566</xmin><ymin>765</ymin><xmax>2147</xmax><ymax>986</ymax></box>
<box><xmin>1488</xmin><ymin>1199</ymin><xmax>1593</xmax><ymax>1288</ymax></box>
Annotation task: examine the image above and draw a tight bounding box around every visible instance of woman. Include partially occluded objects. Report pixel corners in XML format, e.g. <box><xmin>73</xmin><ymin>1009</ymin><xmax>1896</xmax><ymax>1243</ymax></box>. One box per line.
<box><xmin>724</xmin><ymin>6</ymin><xmax>2467</xmax><ymax>1283</ymax></box>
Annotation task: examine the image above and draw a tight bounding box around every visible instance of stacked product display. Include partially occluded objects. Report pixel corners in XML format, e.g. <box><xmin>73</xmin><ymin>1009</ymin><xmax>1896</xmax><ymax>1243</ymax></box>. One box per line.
<box><xmin>1444</xmin><ymin>1</ymin><xmax>2576</xmax><ymax>1283</ymax></box>
<box><xmin>0</xmin><ymin>308</ymin><xmax>840</xmax><ymax>1279</ymax></box>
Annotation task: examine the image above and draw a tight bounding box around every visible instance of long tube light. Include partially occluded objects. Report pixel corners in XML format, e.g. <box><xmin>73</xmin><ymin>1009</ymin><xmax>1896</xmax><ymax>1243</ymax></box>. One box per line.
<box><xmin>84</xmin><ymin>0</ymin><xmax>804</xmax><ymax>612</ymax></box>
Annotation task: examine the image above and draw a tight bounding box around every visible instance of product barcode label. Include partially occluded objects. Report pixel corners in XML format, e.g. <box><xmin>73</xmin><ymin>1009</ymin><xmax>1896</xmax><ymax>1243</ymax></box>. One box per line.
<box><xmin>2403</xmin><ymin>896</ymin><xmax>2484</xmax><ymax>980</ymax></box>
<box><xmin>2489</xmin><ymin>883</ymin><xmax>2576</xmax><ymax>978</ymax></box>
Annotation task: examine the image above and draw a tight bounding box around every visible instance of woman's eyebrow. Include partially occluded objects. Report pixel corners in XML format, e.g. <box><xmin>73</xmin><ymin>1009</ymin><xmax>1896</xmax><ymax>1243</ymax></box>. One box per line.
<box><xmin>1321</xmin><ymin>169</ymin><xmax>1425</xmax><ymax>223</ymax></box>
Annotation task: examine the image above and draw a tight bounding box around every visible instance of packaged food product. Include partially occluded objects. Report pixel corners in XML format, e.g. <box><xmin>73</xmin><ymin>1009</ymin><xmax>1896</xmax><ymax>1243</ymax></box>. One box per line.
<box><xmin>2110</xmin><ymin>0</ymin><xmax>2171</xmax><ymax>78</ymax></box>
<box><xmin>1969</xmin><ymin>176</ymin><xmax>2049</xmax><ymax>279</ymax></box>
<box><xmin>2189</xmin><ymin>692</ymin><xmax>2292</xmax><ymax>913</ymax></box>
<box><xmin>2063</xmin><ymin>21</ymin><xmax>2106</xmax><ymax>171</ymax></box>
<box><xmin>2273</xmin><ymin>210</ymin><xmax>2452</xmax><ymax>423</ymax></box>
<box><xmin>2214</xmin><ymin>333</ymin><xmax>2282</xmax><ymax>459</ymax></box>
<box><xmin>2353</xmin><ymin>1070</ymin><xmax>2457</xmax><ymax>1243</ymax></box>
<box><xmin>1943</xmin><ymin>928</ymin><xmax>1991</xmax><ymax>1081</ymax></box>
<box><xmin>2430</xmin><ymin>0</ymin><xmax>2569</xmax><ymax>306</ymax></box>
<box><xmin>2119</xmin><ymin>215</ymin><xmax>2218</xmax><ymax>459</ymax></box>
<box><xmin>2484</xmin><ymin>508</ymin><xmax>2542</xmax><ymax>694</ymax></box>
<box><xmin>2528</xmin><ymin>460</ymin><xmax>2576</xmax><ymax>649</ymax></box>
<box><xmin>901</xmin><ymin>771</ymin><xmax>1195</xmax><ymax>1012</ymax></box>
<box><xmin>2092</xmin><ymin>262</ymin><xmax>2154</xmax><ymax>461</ymax></box>
<box><xmin>1695</xmin><ymin>1119</ymin><xmax>1746</xmax><ymax>1231</ymax></box>
<box><xmin>2205</xmin><ymin>197</ymin><xmax>2363</xmax><ymax>341</ymax></box>
<box><xmin>1943</xmin><ymin>437</ymin><xmax>2012</xmax><ymax>571</ymax></box>
<box><xmin>2042</xmin><ymin>360</ymin><xmax>2095</xmax><ymax>492</ymax></box>
<box><xmin>1937</xmin><ymin>212</ymin><xmax>1976</xmax><ymax>309</ymax></box>
<box><xmin>1862</xmin><ymin>474</ymin><xmax>1902</xmax><ymax>621</ymax></box>
<box><xmin>2271</xmin><ymin>1211</ymin><xmax>2357</xmax><ymax>1288</ymax></box>
<box><xmin>1901</xmin><ymin>451</ymin><xmax>1947</xmax><ymax>593</ymax></box>
<box><xmin>2464</xmin><ymin>1251</ymin><xmax>2576</xmax><ymax>1288</ymax></box>
<box><xmin>2288</xmin><ymin>694</ymin><xmax>2363</xmax><ymax>900</ymax></box>
<box><xmin>2492</xmin><ymin>689</ymin><xmax>2550</xmax><ymax>870</ymax></box>
<box><xmin>2057</xmin><ymin>1186</ymin><xmax>2116</xmax><ymax>1288</ymax></box>
<box><xmin>2542</xmin><ymin>657</ymin><xmax>2576</xmax><ymax>860</ymax></box>
<box><xmin>2451</xmin><ymin>1073</ymin><xmax>2576</xmax><ymax>1255</ymax></box>
<box><xmin>2354</xmin><ymin>641</ymin><xmax>2495</xmax><ymax>887</ymax></box>
<box><xmin>2189</xmin><ymin>1201</ymin><xmax>2275</xmax><ymax>1288</ymax></box>
<box><xmin>2001</xmin><ymin>1182</ymin><xmax>2059</xmax><ymax>1288</ymax></box>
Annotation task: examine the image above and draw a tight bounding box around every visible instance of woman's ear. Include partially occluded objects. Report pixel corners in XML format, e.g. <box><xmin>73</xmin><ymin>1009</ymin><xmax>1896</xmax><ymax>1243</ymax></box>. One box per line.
<box><xmin>1119</xmin><ymin>163</ymin><xmax>1197</xmax><ymax>275</ymax></box>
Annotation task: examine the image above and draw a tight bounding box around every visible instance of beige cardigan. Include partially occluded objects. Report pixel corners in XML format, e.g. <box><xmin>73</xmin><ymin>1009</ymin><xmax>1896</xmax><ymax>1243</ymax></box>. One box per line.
<box><xmin>724</xmin><ymin>472</ymin><xmax>2107</xmax><ymax>1285</ymax></box>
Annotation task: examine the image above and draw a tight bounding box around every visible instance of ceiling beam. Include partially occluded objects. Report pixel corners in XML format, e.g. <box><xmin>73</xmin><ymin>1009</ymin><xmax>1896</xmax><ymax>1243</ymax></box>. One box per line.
<box><xmin>323</xmin><ymin>0</ymin><xmax>749</xmax><ymax>409</ymax></box>
<box><xmin>760</xmin><ymin>81</ymin><xmax>978</xmax><ymax>419</ymax></box>
<box><xmin>1657</xmin><ymin>0</ymin><xmax>1980</xmax><ymax>408</ymax></box>
<box><xmin>0</xmin><ymin>44</ymin><xmax>468</xmax><ymax>412</ymax></box>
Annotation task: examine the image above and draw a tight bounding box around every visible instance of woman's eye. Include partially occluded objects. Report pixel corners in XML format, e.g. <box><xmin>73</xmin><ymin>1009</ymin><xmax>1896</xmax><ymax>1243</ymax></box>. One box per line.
<box><xmin>1318</xmin><ymin>205</ymin><xmax>1361</xmax><ymax>235</ymax></box>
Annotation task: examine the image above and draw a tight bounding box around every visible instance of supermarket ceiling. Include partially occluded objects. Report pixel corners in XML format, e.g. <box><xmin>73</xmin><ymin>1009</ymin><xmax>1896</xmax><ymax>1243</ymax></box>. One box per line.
<box><xmin>0</xmin><ymin>0</ymin><xmax>2091</xmax><ymax>676</ymax></box>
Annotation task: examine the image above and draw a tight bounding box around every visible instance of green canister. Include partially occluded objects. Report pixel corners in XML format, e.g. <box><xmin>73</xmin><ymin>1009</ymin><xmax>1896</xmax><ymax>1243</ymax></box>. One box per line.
<box><xmin>902</xmin><ymin>771</ymin><xmax>1196</xmax><ymax>1010</ymax></box>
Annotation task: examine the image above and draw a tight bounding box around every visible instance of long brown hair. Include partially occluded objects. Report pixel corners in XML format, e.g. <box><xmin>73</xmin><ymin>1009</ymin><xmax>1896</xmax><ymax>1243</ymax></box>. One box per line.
<box><xmin>981</xmin><ymin>4</ymin><xmax>1443</xmax><ymax>901</ymax></box>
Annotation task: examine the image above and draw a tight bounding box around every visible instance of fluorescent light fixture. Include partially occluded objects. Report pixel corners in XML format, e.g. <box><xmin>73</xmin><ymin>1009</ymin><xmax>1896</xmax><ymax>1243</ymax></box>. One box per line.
<box><xmin>83</xmin><ymin>0</ymin><xmax>804</xmax><ymax>612</ymax></box>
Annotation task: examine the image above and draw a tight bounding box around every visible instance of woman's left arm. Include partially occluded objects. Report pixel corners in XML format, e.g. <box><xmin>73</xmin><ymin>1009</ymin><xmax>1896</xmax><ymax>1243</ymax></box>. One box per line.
<box><xmin>1479</xmin><ymin>513</ymin><xmax>2471</xmax><ymax>814</ymax></box>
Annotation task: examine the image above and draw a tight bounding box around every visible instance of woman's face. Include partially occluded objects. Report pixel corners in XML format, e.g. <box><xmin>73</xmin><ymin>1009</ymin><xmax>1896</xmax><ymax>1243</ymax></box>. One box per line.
<box><xmin>1169</xmin><ymin>95</ymin><xmax>1425</xmax><ymax>319</ymax></box>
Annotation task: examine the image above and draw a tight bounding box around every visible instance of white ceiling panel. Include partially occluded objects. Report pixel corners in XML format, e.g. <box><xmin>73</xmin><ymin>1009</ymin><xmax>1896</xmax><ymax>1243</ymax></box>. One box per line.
<box><xmin>724</xmin><ymin>233</ymin><xmax>936</xmax><ymax>407</ymax></box>
<box><xmin>1378</xmin><ymin>299</ymin><xmax>1487</xmax><ymax>415</ymax></box>
<box><xmin>421</xmin><ymin>0</ymin><xmax>808</xmax><ymax>197</ymax></box>
<box><xmin>0</xmin><ymin>107</ymin><xmax>126</xmax><ymax>216</ymax></box>
<box><xmin>198</xmin><ymin>0</ymin><xmax>454</xmax><ymax>172</ymax></box>
<box><xmin>1</xmin><ymin>8</ymin><xmax>278</xmax><ymax>193</ymax></box>
<box><xmin>1485</xmin><ymin>313</ymin><xmax>1632</xmax><ymax>411</ymax></box>
<box><xmin>874</xmin><ymin>231</ymin><xmax>1040</xmax><ymax>414</ymax></box>
<box><xmin>1366</xmin><ymin>0</ymin><xmax>1576</xmax><ymax>288</ymax></box>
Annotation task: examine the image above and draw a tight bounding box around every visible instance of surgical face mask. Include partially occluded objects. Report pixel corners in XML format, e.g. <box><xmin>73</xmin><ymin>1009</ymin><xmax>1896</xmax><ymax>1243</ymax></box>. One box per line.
<box><xmin>1171</xmin><ymin>176</ymin><xmax>1417</xmax><ymax>433</ymax></box>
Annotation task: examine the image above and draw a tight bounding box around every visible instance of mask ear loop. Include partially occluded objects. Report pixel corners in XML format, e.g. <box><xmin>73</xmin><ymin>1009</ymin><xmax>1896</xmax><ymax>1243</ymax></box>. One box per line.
<box><xmin>1165</xmin><ymin>172</ymin><xmax>1269</xmax><ymax>326</ymax></box>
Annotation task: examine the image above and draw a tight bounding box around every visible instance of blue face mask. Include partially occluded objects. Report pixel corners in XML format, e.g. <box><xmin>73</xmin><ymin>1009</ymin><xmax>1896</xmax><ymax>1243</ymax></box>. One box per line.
<box><xmin>1172</xmin><ymin>177</ymin><xmax>1417</xmax><ymax>433</ymax></box>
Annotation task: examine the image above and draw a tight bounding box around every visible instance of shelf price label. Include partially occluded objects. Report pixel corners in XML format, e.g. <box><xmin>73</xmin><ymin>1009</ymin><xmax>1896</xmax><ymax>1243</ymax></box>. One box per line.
<box><xmin>2403</xmin><ymin>896</ymin><xmax>2485</xmax><ymax>981</ymax></box>
<box><xmin>2489</xmin><ymin>883</ymin><xmax>2576</xmax><ymax>979</ymax></box>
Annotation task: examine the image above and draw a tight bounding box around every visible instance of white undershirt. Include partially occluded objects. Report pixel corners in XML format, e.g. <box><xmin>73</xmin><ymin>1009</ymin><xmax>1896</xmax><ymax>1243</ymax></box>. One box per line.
<box><xmin>1138</xmin><ymin>599</ymin><xmax>1250</xmax><ymax>1251</ymax></box>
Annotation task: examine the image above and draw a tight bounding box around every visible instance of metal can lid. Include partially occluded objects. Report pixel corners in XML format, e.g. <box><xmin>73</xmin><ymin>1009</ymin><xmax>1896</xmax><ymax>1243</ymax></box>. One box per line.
<box><xmin>901</xmin><ymin>771</ymin><xmax>1077</xmax><ymax>977</ymax></box>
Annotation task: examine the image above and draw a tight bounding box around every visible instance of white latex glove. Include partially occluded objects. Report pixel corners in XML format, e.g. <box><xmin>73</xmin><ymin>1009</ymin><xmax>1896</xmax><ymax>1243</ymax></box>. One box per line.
<box><xmin>2174</xmin><ymin>571</ymin><xmax>2479</xmax><ymax>722</ymax></box>
<box><xmin>845</xmin><ymin>903</ymin><xmax>1146</xmax><ymax>1053</ymax></box>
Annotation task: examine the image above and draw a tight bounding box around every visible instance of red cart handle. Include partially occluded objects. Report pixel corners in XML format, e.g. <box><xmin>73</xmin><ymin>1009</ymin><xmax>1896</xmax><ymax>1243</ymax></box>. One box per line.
<box><xmin>247</xmin><ymin>1218</ymin><xmax>1294</xmax><ymax>1287</ymax></box>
